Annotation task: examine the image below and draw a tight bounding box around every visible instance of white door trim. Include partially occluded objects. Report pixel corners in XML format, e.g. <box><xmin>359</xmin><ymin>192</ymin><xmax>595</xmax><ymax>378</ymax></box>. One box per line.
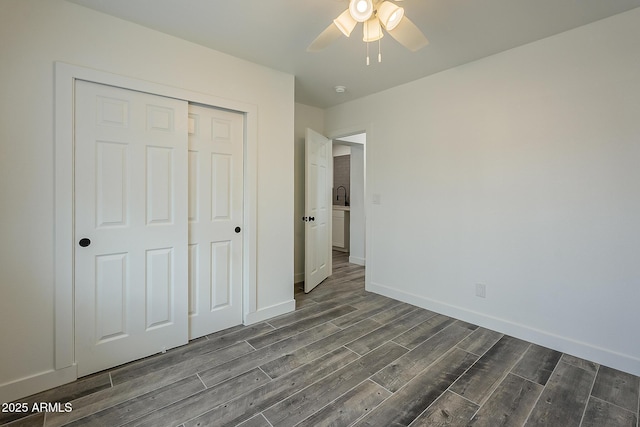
<box><xmin>54</xmin><ymin>62</ymin><xmax>258</xmax><ymax>372</ymax></box>
<box><xmin>326</xmin><ymin>123</ymin><xmax>372</xmax><ymax>286</ymax></box>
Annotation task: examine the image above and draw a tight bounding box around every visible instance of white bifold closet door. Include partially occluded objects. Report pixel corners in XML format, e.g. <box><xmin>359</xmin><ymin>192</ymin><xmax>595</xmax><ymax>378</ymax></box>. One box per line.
<box><xmin>74</xmin><ymin>80</ymin><xmax>189</xmax><ymax>376</ymax></box>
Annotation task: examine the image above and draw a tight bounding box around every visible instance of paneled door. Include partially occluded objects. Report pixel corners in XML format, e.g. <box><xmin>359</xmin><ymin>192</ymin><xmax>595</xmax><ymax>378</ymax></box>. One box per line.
<box><xmin>304</xmin><ymin>128</ymin><xmax>332</xmax><ymax>292</ymax></box>
<box><xmin>187</xmin><ymin>105</ymin><xmax>244</xmax><ymax>339</ymax></box>
<box><xmin>74</xmin><ymin>80</ymin><xmax>189</xmax><ymax>376</ymax></box>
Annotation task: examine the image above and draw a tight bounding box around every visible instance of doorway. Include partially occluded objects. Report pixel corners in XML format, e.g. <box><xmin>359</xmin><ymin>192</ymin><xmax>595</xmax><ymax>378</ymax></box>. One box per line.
<box><xmin>297</xmin><ymin>130</ymin><xmax>366</xmax><ymax>298</ymax></box>
<box><xmin>331</xmin><ymin>133</ymin><xmax>366</xmax><ymax>267</ymax></box>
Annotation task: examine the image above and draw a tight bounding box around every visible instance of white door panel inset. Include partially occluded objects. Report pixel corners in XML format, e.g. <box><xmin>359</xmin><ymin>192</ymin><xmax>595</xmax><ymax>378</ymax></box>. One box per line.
<box><xmin>145</xmin><ymin>248</ymin><xmax>173</xmax><ymax>329</ymax></box>
<box><xmin>211</xmin><ymin>154</ymin><xmax>231</xmax><ymax>221</ymax></box>
<box><xmin>188</xmin><ymin>105</ymin><xmax>243</xmax><ymax>339</ymax></box>
<box><xmin>188</xmin><ymin>243</ymin><xmax>199</xmax><ymax>316</ymax></box>
<box><xmin>97</xmin><ymin>96</ymin><xmax>129</xmax><ymax>127</ymax></box>
<box><xmin>146</xmin><ymin>146</ymin><xmax>174</xmax><ymax>225</ymax></box>
<box><xmin>211</xmin><ymin>241</ymin><xmax>231</xmax><ymax>310</ymax></box>
<box><xmin>188</xmin><ymin>114</ymin><xmax>198</xmax><ymax>135</ymax></box>
<box><xmin>96</xmin><ymin>141</ymin><xmax>128</xmax><ymax>228</ymax></box>
<box><xmin>188</xmin><ymin>151</ymin><xmax>199</xmax><ymax>222</ymax></box>
<box><xmin>147</xmin><ymin>105</ymin><xmax>174</xmax><ymax>132</ymax></box>
<box><xmin>212</xmin><ymin>119</ymin><xmax>231</xmax><ymax>141</ymax></box>
<box><xmin>75</xmin><ymin>80</ymin><xmax>188</xmax><ymax>377</ymax></box>
<box><xmin>95</xmin><ymin>253</ymin><xmax>127</xmax><ymax>342</ymax></box>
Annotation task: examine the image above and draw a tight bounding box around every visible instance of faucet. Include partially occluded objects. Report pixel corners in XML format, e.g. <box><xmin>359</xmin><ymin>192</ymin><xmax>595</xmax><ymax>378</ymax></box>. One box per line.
<box><xmin>336</xmin><ymin>186</ymin><xmax>348</xmax><ymax>206</ymax></box>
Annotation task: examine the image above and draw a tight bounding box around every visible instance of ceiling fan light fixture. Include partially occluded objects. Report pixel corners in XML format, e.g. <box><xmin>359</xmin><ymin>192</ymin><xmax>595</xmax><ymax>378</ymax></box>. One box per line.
<box><xmin>377</xmin><ymin>1</ymin><xmax>405</xmax><ymax>31</ymax></box>
<box><xmin>333</xmin><ymin>9</ymin><xmax>357</xmax><ymax>37</ymax></box>
<box><xmin>362</xmin><ymin>16</ymin><xmax>383</xmax><ymax>42</ymax></box>
<box><xmin>349</xmin><ymin>0</ymin><xmax>374</xmax><ymax>22</ymax></box>
<box><xmin>307</xmin><ymin>0</ymin><xmax>428</xmax><ymax>60</ymax></box>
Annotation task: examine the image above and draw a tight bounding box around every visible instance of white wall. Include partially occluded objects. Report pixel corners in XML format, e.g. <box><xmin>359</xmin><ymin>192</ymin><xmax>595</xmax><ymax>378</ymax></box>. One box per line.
<box><xmin>294</xmin><ymin>103</ymin><xmax>325</xmax><ymax>283</ymax></box>
<box><xmin>333</xmin><ymin>145</ymin><xmax>351</xmax><ymax>157</ymax></box>
<box><xmin>326</xmin><ymin>8</ymin><xmax>640</xmax><ymax>375</ymax></box>
<box><xmin>0</xmin><ymin>0</ymin><xmax>294</xmax><ymax>401</ymax></box>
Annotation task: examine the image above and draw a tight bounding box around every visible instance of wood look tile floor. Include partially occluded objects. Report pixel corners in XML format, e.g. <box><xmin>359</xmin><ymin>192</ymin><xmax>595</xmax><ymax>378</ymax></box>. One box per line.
<box><xmin>3</xmin><ymin>251</ymin><xmax>639</xmax><ymax>427</ymax></box>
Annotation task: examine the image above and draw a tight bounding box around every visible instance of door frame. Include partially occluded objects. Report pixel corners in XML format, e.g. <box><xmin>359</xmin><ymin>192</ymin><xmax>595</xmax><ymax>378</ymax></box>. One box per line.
<box><xmin>331</xmin><ymin>134</ymin><xmax>366</xmax><ymax>266</ymax></box>
<box><xmin>54</xmin><ymin>62</ymin><xmax>258</xmax><ymax>373</ymax></box>
<box><xmin>325</xmin><ymin>124</ymin><xmax>370</xmax><ymax>283</ymax></box>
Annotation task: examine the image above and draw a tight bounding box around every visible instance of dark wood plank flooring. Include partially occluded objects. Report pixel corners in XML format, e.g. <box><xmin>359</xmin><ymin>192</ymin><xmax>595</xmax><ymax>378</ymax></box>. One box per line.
<box><xmin>2</xmin><ymin>251</ymin><xmax>639</xmax><ymax>427</ymax></box>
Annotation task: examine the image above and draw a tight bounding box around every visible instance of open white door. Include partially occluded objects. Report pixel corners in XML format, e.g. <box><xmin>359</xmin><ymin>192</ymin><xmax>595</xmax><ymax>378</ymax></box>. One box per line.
<box><xmin>304</xmin><ymin>128</ymin><xmax>332</xmax><ymax>293</ymax></box>
<box><xmin>74</xmin><ymin>81</ymin><xmax>189</xmax><ymax>376</ymax></box>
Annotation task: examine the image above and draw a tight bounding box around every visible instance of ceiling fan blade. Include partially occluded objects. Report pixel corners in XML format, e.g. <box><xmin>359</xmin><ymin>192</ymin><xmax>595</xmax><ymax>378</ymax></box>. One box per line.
<box><xmin>387</xmin><ymin>16</ymin><xmax>428</xmax><ymax>52</ymax></box>
<box><xmin>307</xmin><ymin>23</ymin><xmax>343</xmax><ymax>52</ymax></box>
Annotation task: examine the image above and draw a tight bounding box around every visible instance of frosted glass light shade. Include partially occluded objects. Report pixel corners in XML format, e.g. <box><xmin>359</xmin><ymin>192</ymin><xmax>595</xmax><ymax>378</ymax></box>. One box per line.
<box><xmin>363</xmin><ymin>17</ymin><xmax>383</xmax><ymax>42</ymax></box>
<box><xmin>377</xmin><ymin>1</ymin><xmax>405</xmax><ymax>31</ymax></box>
<box><xmin>349</xmin><ymin>0</ymin><xmax>374</xmax><ymax>22</ymax></box>
<box><xmin>334</xmin><ymin>9</ymin><xmax>357</xmax><ymax>36</ymax></box>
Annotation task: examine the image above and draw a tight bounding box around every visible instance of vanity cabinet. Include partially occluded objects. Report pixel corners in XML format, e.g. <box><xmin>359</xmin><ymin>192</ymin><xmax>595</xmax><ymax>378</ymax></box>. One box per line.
<box><xmin>332</xmin><ymin>207</ymin><xmax>350</xmax><ymax>252</ymax></box>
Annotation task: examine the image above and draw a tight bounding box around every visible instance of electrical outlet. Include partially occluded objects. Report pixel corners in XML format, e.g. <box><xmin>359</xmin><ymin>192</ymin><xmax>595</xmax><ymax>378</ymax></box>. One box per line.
<box><xmin>475</xmin><ymin>283</ymin><xmax>486</xmax><ymax>298</ymax></box>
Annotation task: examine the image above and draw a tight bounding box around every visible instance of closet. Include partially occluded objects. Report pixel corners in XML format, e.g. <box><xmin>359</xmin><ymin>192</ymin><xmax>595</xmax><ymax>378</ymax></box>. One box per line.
<box><xmin>74</xmin><ymin>81</ymin><xmax>243</xmax><ymax>376</ymax></box>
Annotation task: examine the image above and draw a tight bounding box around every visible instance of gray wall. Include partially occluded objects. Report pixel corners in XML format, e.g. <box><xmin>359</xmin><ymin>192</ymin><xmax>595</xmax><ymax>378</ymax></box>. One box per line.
<box><xmin>325</xmin><ymin>8</ymin><xmax>640</xmax><ymax>375</ymax></box>
<box><xmin>0</xmin><ymin>0</ymin><xmax>295</xmax><ymax>401</ymax></box>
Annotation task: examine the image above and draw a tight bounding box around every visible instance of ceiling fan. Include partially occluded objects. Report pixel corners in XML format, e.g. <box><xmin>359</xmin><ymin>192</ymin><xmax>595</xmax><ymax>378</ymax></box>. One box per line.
<box><xmin>308</xmin><ymin>0</ymin><xmax>428</xmax><ymax>63</ymax></box>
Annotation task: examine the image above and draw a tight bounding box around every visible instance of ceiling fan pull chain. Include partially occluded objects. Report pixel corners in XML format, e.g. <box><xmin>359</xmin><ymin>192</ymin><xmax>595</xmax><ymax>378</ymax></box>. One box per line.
<box><xmin>378</xmin><ymin>38</ymin><xmax>382</xmax><ymax>63</ymax></box>
<box><xmin>366</xmin><ymin>40</ymin><xmax>370</xmax><ymax>65</ymax></box>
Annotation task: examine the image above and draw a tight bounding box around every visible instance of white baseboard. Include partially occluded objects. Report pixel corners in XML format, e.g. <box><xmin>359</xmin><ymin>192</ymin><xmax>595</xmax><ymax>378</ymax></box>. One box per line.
<box><xmin>349</xmin><ymin>256</ymin><xmax>365</xmax><ymax>266</ymax></box>
<box><xmin>0</xmin><ymin>365</ymin><xmax>77</xmax><ymax>403</ymax></box>
<box><xmin>294</xmin><ymin>272</ymin><xmax>304</xmax><ymax>284</ymax></box>
<box><xmin>244</xmin><ymin>299</ymin><xmax>296</xmax><ymax>325</ymax></box>
<box><xmin>367</xmin><ymin>281</ymin><xmax>640</xmax><ymax>377</ymax></box>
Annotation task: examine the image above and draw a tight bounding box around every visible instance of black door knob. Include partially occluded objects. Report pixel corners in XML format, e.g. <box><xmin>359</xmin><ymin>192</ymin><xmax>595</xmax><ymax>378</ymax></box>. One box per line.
<box><xmin>235</xmin><ymin>227</ymin><xmax>241</xmax><ymax>233</ymax></box>
<box><xmin>79</xmin><ymin>238</ymin><xmax>91</xmax><ymax>247</ymax></box>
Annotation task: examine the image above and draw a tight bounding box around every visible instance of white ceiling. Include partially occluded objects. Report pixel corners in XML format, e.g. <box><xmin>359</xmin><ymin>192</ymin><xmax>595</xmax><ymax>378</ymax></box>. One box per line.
<box><xmin>68</xmin><ymin>0</ymin><xmax>640</xmax><ymax>108</ymax></box>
